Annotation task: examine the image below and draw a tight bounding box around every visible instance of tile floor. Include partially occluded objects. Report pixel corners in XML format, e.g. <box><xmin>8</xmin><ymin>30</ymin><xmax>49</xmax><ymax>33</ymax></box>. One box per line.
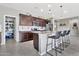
<box><xmin>0</xmin><ymin>40</ymin><xmax>39</xmax><ymax>56</ymax></box>
<box><xmin>0</xmin><ymin>31</ymin><xmax>79</xmax><ymax>56</ymax></box>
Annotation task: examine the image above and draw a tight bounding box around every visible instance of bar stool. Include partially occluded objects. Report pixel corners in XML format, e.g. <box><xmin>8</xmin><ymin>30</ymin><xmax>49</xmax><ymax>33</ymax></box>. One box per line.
<box><xmin>65</xmin><ymin>30</ymin><xmax>70</xmax><ymax>45</ymax></box>
<box><xmin>46</xmin><ymin>31</ymin><xmax>61</xmax><ymax>56</ymax></box>
<box><xmin>60</xmin><ymin>30</ymin><xmax>67</xmax><ymax>50</ymax></box>
<box><xmin>54</xmin><ymin>31</ymin><xmax>63</xmax><ymax>51</ymax></box>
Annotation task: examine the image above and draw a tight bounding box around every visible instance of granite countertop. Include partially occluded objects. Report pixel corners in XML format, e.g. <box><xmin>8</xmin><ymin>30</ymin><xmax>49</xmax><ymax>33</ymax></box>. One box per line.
<box><xmin>19</xmin><ymin>30</ymin><xmax>54</xmax><ymax>35</ymax></box>
<box><xmin>31</xmin><ymin>31</ymin><xmax>52</xmax><ymax>34</ymax></box>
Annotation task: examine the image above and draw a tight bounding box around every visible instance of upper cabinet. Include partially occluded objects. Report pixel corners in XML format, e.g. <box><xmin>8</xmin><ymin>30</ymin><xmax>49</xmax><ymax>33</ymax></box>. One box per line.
<box><xmin>19</xmin><ymin>14</ymin><xmax>48</xmax><ymax>27</ymax></box>
<box><xmin>19</xmin><ymin>14</ymin><xmax>33</xmax><ymax>26</ymax></box>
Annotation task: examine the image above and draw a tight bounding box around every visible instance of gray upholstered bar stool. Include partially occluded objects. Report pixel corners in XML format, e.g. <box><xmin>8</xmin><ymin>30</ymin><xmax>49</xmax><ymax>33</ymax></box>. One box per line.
<box><xmin>46</xmin><ymin>31</ymin><xmax>62</xmax><ymax>56</ymax></box>
<box><xmin>60</xmin><ymin>30</ymin><xmax>67</xmax><ymax>50</ymax></box>
<box><xmin>65</xmin><ymin>30</ymin><xmax>70</xmax><ymax>46</ymax></box>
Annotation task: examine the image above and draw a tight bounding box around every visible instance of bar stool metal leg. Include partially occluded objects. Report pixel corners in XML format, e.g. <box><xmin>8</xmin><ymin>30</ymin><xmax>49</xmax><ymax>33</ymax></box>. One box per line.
<box><xmin>46</xmin><ymin>31</ymin><xmax>63</xmax><ymax>56</ymax></box>
<box><xmin>62</xmin><ymin>37</ymin><xmax>64</xmax><ymax>50</ymax></box>
<box><xmin>46</xmin><ymin>37</ymin><xmax>48</xmax><ymax>56</ymax></box>
<box><xmin>54</xmin><ymin>39</ymin><xmax>57</xmax><ymax>56</ymax></box>
<box><xmin>65</xmin><ymin>30</ymin><xmax>70</xmax><ymax>47</ymax></box>
<box><xmin>46</xmin><ymin>36</ymin><xmax>53</xmax><ymax>56</ymax></box>
<box><xmin>66</xmin><ymin>34</ymin><xmax>70</xmax><ymax>45</ymax></box>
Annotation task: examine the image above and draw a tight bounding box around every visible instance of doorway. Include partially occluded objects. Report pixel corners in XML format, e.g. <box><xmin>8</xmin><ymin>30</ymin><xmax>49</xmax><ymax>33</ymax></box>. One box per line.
<box><xmin>69</xmin><ymin>19</ymin><xmax>79</xmax><ymax>36</ymax></box>
<box><xmin>5</xmin><ymin>16</ymin><xmax>16</xmax><ymax>44</ymax></box>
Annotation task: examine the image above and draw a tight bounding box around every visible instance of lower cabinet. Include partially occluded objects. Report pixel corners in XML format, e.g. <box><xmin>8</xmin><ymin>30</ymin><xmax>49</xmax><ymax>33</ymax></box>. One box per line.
<box><xmin>20</xmin><ymin>32</ymin><xmax>33</xmax><ymax>42</ymax></box>
<box><xmin>33</xmin><ymin>33</ymin><xmax>39</xmax><ymax>51</ymax></box>
<box><xmin>19</xmin><ymin>32</ymin><xmax>39</xmax><ymax>51</ymax></box>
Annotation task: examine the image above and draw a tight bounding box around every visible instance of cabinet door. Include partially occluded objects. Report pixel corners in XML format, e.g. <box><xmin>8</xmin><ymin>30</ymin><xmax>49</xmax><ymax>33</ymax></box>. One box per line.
<box><xmin>19</xmin><ymin>14</ymin><xmax>32</xmax><ymax>26</ymax></box>
<box><xmin>33</xmin><ymin>33</ymin><xmax>39</xmax><ymax>51</ymax></box>
<box><xmin>20</xmin><ymin>32</ymin><xmax>33</xmax><ymax>42</ymax></box>
<box><xmin>39</xmin><ymin>19</ymin><xmax>47</xmax><ymax>27</ymax></box>
<box><xmin>23</xmin><ymin>33</ymin><xmax>28</xmax><ymax>40</ymax></box>
<box><xmin>20</xmin><ymin>32</ymin><xmax>28</xmax><ymax>42</ymax></box>
<box><xmin>28</xmin><ymin>32</ymin><xmax>33</xmax><ymax>40</ymax></box>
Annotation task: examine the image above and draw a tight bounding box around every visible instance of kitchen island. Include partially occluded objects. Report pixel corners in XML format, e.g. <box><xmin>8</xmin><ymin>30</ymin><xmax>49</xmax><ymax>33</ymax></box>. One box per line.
<box><xmin>19</xmin><ymin>30</ymin><xmax>54</xmax><ymax>55</ymax></box>
<box><xmin>19</xmin><ymin>26</ymin><xmax>55</xmax><ymax>55</ymax></box>
<box><xmin>32</xmin><ymin>31</ymin><xmax>56</xmax><ymax>55</ymax></box>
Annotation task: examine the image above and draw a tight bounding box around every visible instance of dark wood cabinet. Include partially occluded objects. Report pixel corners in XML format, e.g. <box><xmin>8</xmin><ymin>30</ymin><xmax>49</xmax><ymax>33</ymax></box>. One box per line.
<box><xmin>19</xmin><ymin>31</ymin><xmax>39</xmax><ymax>51</ymax></box>
<box><xmin>19</xmin><ymin>14</ymin><xmax>33</xmax><ymax>26</ymax></box>
<box><xmin>20</xmin><ymin>32</ymin><xmax>33</xmax><ymax>42</ymax></box>
<box><xmin>39</xmin><ymin>19</ymin><xmax>46</xmax><ymax>27</ymax></box>
<box><xmin>19</xmin><ymin>14</ymin><xmax>48</xmax><ymax>27</ymax></box>
<box><xmin>19</xmin><ymin>14</ymin><xmax>49</xmax><ymax>51</ymax></box>
<box><xmin>32</xmin><ymin>17</ymin><xmax>48</xmax><ymax>27</ymax></box>
<box><xmin>33</xmin><ymin>33</ymin><xmax>39</xmax><ymax>51</ymax></box>
<box><xmin>22</xmin><ymin>33</ymin><xmax>28</xmax><ymax>41</ymax></box>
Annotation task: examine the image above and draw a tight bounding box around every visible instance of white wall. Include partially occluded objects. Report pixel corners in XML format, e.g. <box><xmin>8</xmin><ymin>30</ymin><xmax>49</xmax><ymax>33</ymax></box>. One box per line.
<box><xmin>0</xmin><ymin>5</ymin><xmax>20</xmax><ymax>45</ymax></box>
<box><xmin>69</xmin><ymin>19</ymin><xmax>79</xmax><ymax>29</ymax></box>
<box><xmin>57</xmin><ymin>19</ymin><xmax>70</xmax><ymax>31</ymax></box>
<box><xmin>69</xmin><ymin>19</ymin><xmax>79</xmax><ymax>35</ymax></box>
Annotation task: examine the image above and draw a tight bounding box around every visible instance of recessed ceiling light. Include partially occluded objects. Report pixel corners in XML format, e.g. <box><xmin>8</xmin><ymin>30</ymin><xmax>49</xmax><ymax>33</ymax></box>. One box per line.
<box><xmin>48</xmin><ymin>4</ymin><xmax>52</xmax><ymax>8</ymax></box>
<box><xmin>40</xmin><ymin>9</ymin><xmax>44</xmax><ymax>12</ymax></box>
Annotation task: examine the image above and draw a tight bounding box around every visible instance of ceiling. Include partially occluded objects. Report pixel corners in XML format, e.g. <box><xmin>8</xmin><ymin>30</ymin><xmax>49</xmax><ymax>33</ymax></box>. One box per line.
<box><xmin>0</xmin><ymin>3</ymin><xmax>79</xmax><ymax>19</ymax></box>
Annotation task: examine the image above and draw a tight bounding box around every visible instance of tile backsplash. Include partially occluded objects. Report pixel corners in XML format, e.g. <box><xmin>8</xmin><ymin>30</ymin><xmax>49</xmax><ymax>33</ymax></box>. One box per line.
<box><xmin>19</xmin><ymin>26</ymin><xmax>46</xmax><ymax>31</ymax></box>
